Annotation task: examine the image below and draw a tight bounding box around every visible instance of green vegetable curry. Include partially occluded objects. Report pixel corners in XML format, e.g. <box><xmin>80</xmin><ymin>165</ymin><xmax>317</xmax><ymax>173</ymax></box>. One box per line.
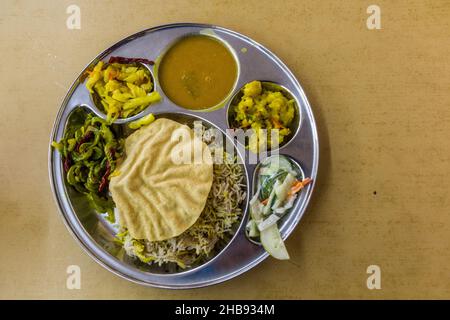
<box><xmin>52</xmin><ymin>114</ymin><xmax>123</xmax><ymax>221</ymax></box>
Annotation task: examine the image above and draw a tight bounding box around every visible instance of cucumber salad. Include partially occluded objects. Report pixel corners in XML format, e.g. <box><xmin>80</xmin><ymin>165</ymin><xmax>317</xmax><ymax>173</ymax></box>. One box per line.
<box><xmin>246</xmin><ymin>155</ymin><xmax>312</xmax><ymax>260</ymax></box>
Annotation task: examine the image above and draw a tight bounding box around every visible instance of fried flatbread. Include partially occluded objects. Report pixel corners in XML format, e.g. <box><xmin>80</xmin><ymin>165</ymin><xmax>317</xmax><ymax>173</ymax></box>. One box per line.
<box><xmin>110</xmin><ymin>118</ymin><xmax>213</xmax><ymax>241</ymax></box>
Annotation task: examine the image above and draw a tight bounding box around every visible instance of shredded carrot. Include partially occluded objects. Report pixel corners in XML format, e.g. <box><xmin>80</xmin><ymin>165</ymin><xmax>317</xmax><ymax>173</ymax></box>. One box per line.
<box><xmin>261</xmin><ymin>198</ymin><xmax>269</xmax><ymax>205</ymax></box>
<box><xmin>288</xmin><ymin>178</ymin><xmax>312</xmax><ymax>197</ymax></box>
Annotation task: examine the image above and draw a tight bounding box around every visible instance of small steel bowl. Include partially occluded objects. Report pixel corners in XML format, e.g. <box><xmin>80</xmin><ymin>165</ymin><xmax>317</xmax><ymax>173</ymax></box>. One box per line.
<box><xmin>154</xmin><ymin>32</ymin><xmax>241</xmax><ymax>113</ymax></box>
<box><xmin>246</xmin><ymin>154</ymin><xmax>306</xmax><ymax>245</ymax></box>
<box><xmin>226</xmin><ymin>81</ymin><xmax>302</xmax><ymax>152</ymax></box>
<box><xmin>86</xmin><ymin>61</ymin><xmax>159</xmax><ymax>125</ymax></box>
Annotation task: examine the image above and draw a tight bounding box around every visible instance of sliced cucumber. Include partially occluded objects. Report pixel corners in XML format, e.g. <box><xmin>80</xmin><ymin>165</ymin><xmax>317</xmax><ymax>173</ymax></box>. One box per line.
<box><xmin>262</xmin><ymin>180</ymin><xmax>280</xmax><ymax>216</ymax></box>
<box><xmin>274</xmin><ymin>193</ymin><xmax>297</xmax><ymax>215</ymax></box>
<box><xmin>258</xmin><ymin>214</ymin><xmax>280</xmax><ymax>231</ymax></box>
<box><xmin>259</xmin><ymin>170</ymin><xmax>288</xmax><ymax>200</ymax></box>
<box><xmin>249</xmin><ymin>191</ymin><xmax>263</xmax><ymax>221</ymax></box>
<box><xmin>260</xmin><ymin>224</ymin><xmax>290</xmax><ymax>260</ymax></box>
<box><xmin>275</xmin><ymin>155</ymin><xmax>294</xmax><ymax>172</ymax></box>
<box><xmin>266</xmin><ymin>155</ymin><xmax>292</xmax><ymax>170</ymax></box>
<box><xmin>259</xmin><ymin>155</ymin><xmax>296</xmax><ymax>181</ymax></box>
<box><xmin>258</xmin><ymin>174</ymin><xmax>271</xmax><ymax>183</ymax></box>
<box><xmin>272</xmin><ymin>173</ymin><xmax>296</xmax><ymax>209</ymax></box>
<box><xmin>259</xmin><ymin>159</ymin><xmax>278</xmax><ymax>176</ymax></box>
<box><xmin>246</xmin><ymin>219</ymin><xmax>260</xmax><ymax>238</ymax></box>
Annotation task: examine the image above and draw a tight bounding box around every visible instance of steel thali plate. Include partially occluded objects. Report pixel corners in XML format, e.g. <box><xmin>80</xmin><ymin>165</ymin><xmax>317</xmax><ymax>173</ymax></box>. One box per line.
<box><xmin>49</xmin><ymin>23</ymin><xmax>319</xmax><ymax>288</ymax></box>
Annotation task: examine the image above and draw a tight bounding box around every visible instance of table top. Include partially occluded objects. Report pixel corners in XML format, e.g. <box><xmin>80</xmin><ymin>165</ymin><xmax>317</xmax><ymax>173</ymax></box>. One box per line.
<box><xmin>1</xmin><ymin>0</ymin><xmax>449</xmax><ymax>299</ymax></box>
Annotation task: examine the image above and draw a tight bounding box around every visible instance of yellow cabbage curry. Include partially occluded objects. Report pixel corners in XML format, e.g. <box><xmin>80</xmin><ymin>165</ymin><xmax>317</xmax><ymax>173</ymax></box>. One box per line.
<box><xmin>158</xmin><ymin>35</ymin><xmax>237</xmax><ymax>110</ymax></box>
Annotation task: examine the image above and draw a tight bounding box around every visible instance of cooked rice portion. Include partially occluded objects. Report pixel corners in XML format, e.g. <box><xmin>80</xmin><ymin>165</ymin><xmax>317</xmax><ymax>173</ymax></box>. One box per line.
<box><xmin>118</xmin><ymin>153</ymin><xmax>246</xmax><ymax>269</ymax></box>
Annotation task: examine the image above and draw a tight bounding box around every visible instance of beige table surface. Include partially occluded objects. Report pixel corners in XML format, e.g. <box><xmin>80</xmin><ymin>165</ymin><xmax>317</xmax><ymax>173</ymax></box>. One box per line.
<box><xmin>1</xmin><ymin>0</ymin><xmax>450</xmax><ymax>299</ymax></box>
